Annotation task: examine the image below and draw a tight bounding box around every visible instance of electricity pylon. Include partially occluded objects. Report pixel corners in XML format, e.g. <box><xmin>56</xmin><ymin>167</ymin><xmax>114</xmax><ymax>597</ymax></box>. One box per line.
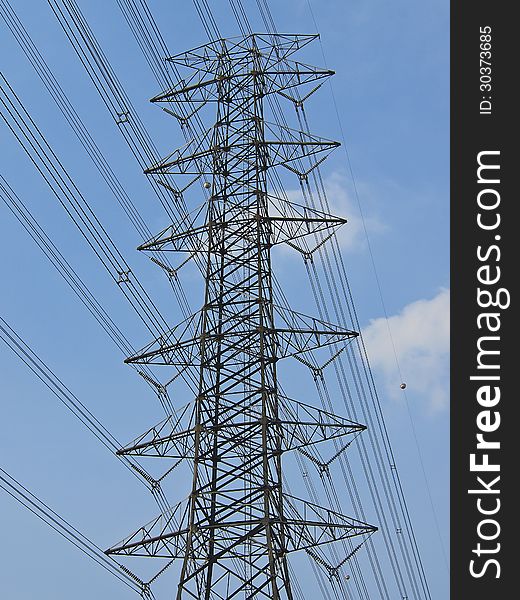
<box><xmin>106</xmin><ymin>33</ymin><xmax>376</xmax><ymax>599</ymax></box>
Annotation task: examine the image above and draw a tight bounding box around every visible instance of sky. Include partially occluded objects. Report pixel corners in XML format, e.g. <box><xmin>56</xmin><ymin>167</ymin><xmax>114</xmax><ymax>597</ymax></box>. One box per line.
<box><xmin>0</xmin><ymin>1</ymin><xmax>449</xmax><ymax>598</ymax></box>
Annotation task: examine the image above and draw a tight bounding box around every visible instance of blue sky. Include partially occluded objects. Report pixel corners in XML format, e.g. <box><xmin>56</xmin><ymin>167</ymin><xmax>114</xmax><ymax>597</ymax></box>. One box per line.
<box><xmin>0</xmin><ymin>1</ymin><xmax>449</xmax><ymax>598</ymax></box>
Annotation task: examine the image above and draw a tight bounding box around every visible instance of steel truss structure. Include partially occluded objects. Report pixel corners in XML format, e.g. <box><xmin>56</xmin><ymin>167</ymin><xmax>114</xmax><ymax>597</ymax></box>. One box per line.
<box><xmin>106</xmin><ymin>33</ymin><xmax>376</xmax><ymax>599</ymax></box>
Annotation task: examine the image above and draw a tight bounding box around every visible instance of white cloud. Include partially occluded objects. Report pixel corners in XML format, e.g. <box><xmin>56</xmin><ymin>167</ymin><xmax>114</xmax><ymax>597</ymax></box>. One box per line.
<box><xmin>317</xmin><ymin>171</ymin><xmax>385</xmax><ymax>253</ymax></box>
<box><xmin>362</xmin><ymin>288</ymin><xmax>450</xmax><ymax>413</ymax></box>
<box><xmin>274</xmin><ymin>171</ymin><xmax>384</xmax><ymax>258</ymax></box>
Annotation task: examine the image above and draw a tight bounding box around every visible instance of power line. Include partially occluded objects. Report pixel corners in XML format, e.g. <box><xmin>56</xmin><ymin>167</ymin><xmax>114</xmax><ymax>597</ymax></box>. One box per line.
<box><xmin>0</xmin><ymin>314</ymin><xmax>156</xmax><ymax>490</ymax></box>
<box><xmin>0</xmin><ymin>70</ymin><xmax>204</xmax><ymax>398</ymax></box>
<box><xmin>0</xmin><ymin>465</ymin><xmax>152</xmax><ymax>597</ymax></box>
<box><xmin>305</xmin><ymin>0</ymin><xmax>448</xmax><ymax>578</ymax></box>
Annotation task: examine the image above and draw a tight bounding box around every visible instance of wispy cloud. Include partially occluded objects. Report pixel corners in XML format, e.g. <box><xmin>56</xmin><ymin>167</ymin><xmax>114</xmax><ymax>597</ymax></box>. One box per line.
<box><xmin>362</xmin><ymin>288</ymin><xmax>450</xmax><ymax>413</ymax></box>
<box><xmin>274</xmin><ymin>171</ymin><xmax>385</xmax><ymax>258</ymax></box>
<box><xmin>319</xmin><ymin>171</ymin><xmax>385</xmax><ymax>252</ymax></box>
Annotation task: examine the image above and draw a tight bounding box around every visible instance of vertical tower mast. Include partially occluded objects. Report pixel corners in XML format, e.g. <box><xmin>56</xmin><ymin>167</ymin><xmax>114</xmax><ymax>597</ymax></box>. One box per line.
<box><xmin>176</xmin><ymin>37</ymin><xmax>291</xmax><ymax>598</ymax></box>
<box><xmin>107</xmin><ymin>34</ymin><xmax>376</xmax><ymax>599</ymax></box>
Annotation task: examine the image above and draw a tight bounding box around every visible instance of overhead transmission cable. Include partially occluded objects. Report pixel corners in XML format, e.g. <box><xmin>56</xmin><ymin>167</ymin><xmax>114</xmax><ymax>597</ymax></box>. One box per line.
<box><xmin>301</xmin><ymin>0</ymin><xmax>446</xmax><ymax>585</ymax></box>
<box><xmin>0</xmin><ymin>465</ymin><xmax>152</xmax><ymax>598</ymax></box>
<box><xmin>0</xmin><ymin>0</ymin><xmax>195</xmax><ymax>402</ymax></box>
<box><xmin>0</xmin><ymin>173</ymin><xmax>164</xmax><ymax>402</ymax></box>
<box><xmin>0</xmin><ymin>314</ymin><xmax>178</xmax><ymax>510</ymax></box>
<box><xmin>0</xmin><ymin>310</ymin><xmax>177</xmax><ymax>521</ymax></box>
<box><xmin>0</xmin><ymin>72</ymin><xmax>201</xmax><ymax>396</ymax></box>
<box><xmin>0</xmin><ymin>174</ymin><xmax>135</xmax><ymax>360</ymax></box>
<box><xmin>46</xmin><ymin>0</ymin><xmax>203</xmax><ymax>254</ymax></box>
<box><xmin>46</xmin><ymin>0</ymin><xmax>219</xmax><ymax>347</ymax></box>
<box><xmin>0</xmin><ymin>0</ymin><xmax>148</xmax><ymax>241</ymax></box>
<box><xmin>0</xmin><ymin>73</ymin><xmax>168</xmax><ymax>338</ymax></box>
<box><xmin>307</xmin><ymin>2</ymin><xmax>449</xmax><ymax>575</ymax></box>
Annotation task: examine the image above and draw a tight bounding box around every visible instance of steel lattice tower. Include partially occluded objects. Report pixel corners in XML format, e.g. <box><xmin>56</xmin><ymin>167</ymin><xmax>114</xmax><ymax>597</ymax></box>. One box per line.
<box><xmin>107</xmin><ymin>34</ymin><xmax>376</xmax><ymax>599</ymax></box>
